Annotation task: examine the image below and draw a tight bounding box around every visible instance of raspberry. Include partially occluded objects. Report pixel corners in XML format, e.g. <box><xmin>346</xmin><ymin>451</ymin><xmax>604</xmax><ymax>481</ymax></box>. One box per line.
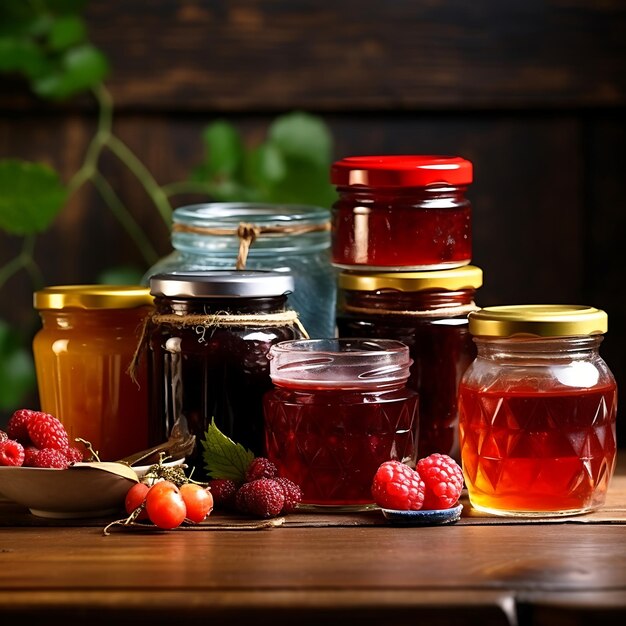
<box><xmin>27</xmin><ymin>413</ymin><xmax>69</xmax><ymax>452</ymax></box>
<box><xmin>0</xmin><ymin>440</ymin><xmax>25</xmax><ymax>466</ymax></box>
<box><xmin>33</xmin><ymin>448</ymin><xmax>70</xmax><ymax>469</ymax></box>
<box><xmin>0</xmin><ymin>430</ymin><xmax>8</xmax><ymax>442</ymax></box>
<box><xmin>6</xmin><ymin>409</ymin><xmax>37</xmax><ymax>443</ymax></box>
<box><xmin>245</xmin><ymin>457</ymin><xmax>277</xmax><ymax>482</ymax></box>
<box><xmin>371</xmin><ymin>460</ymin><xmax>425</xmax><ymax>511</ymax></box>
<box><xmin>23</xmin><ymin>446</ymin><xmax>40</xmax><ymax>467</ymax></box>
<box><xmin>66</xmin><ymin>447</ymin><xmax>84</xmax><ymax>464</ymax></box>
<box><xmin>417</xmin><ymin>453</ymin><xmax>464</xmax><ymax>510</ymax></box>
<box><xmin>274</xmin><ymin>476</ymin><xmax>302</xmax><ymax>513</ymax></box>
<box><xmin>207</xmin><ymin>479</ymin><xmax>238</xmax><ymax>510</ymax></box>
<box><xmin>236</xmin><ymin>478</ymin><xmax>284</xmax><ymax>518</ymax></box>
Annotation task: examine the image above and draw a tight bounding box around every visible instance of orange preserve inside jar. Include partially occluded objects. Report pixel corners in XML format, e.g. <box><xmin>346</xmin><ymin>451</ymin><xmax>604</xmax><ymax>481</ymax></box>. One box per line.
<box><xmin>33</xmin><ymin>285</ymin><xmax>154</xmax><ymax>461</ymax></box>
<box><xmin>458</xmin><ymin>305</ymin><xmax>617</xmax><ymax>517</ymax></box>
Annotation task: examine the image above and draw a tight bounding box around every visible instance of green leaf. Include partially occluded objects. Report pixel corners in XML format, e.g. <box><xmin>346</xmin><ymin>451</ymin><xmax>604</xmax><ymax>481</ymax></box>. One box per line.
<box><xmin>0</xmin><ymin>37</ymin><xmax>50</xmax><ymax>78</ymax></box>
<box><xmin>0</xmin><ymin>320</ymin><xmax>36</xmax><ymax>411</ymax></box>
<box><xmin>98</xmin><ymin>266</ymin><xmax>145</xmax><ymax>286</ymax></box>
<box><xmin>202</xmin><ymin>120</ymin><xmax>244</xmax><ymax>178</ymax></box>
<box><xmin>201</xmin><ymin>418</ymin><xmax>255</xmax><ymax>481</ymax></box>
<box><xmin>245</xmin><ymin>143</ymin><xmax>285</xmax><ymax>188</ymax></box>
<box><xmin>48</xmin><ymin>15</ymin><xmax>86</xmax><ymax>51</ymax></box>
<box><xmin>33</xmin><ymin>44</ymin><xmax>109</xmax><ymax>100</ymax></box>
<box><xmin>0</xmin><ymin>160</ymin><xmax>67</xmax><ymax>235</ymax></box>
<box><xmin>268</xmin><ymin>112</ymin><xmax>332</xmax><ymax>168</ymax></box>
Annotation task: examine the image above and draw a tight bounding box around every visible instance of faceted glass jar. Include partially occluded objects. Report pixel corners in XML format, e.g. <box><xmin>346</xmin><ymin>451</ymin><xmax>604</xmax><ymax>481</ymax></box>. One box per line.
<box><xmin>147</xmin><ymin>271</ymin><xmax>306</xmax><ymax>477</ymax></box>
<box><xmin>330</xmin><ymin>155</ymin><xmax>473</xmax><ymax>270</ymax></box>
<box><xmin>32</xmin><ymin>285</ymin><xmax>154</xmax><ymax>461</ymax></box>
<box><xmin>263</xmin><ymin>338</ymin><xmax>419</xmax><ymax>510</ymax></box>
<box><xmin>458</xmin><ymin>305</ymin><xmax>617</xmax><ymax>517</ymax></box>
<box><xmin>144</xmin><ymin>203</ymin><xmax>336</xmax><ymax>338</ymax></box>
<box><xmin>336</xmin><ymin>266</ymin><xmax>482</xmax><ymax>460</ymax></box>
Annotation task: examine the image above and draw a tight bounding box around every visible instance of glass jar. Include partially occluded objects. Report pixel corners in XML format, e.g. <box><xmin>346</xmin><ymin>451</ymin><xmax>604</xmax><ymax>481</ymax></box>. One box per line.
<box><xmin>147</xmin><ymin>270</ymin><xmax>306</xmax><ymax>476</ymax></box>
<box><xmin>263</xmin><ymin>338</ymin><xmax>419</xmax><ymax>510</ymax></box>
<box><xmin>459</xmin><ymin>305</ymin><xmax>617</xmax><ymax>517</ymax></box>
<box><xmin>336</xmin><ymin>266</ymin><xmax>482</xmax><ymax>460</ymax></box>
<box><xmin>330</xmin><ymin>155</ymin><xmax>473</xmax><ymax>270</ymax></box>
<box><xmin>144</xmin><ymin>203</ymin><xmax>336</xmax><ymax>338</ymax></box>
<box><xmin>32</xmin><ymin>285</ymin><xmax>154</xmax><ymax>461</ymax></box>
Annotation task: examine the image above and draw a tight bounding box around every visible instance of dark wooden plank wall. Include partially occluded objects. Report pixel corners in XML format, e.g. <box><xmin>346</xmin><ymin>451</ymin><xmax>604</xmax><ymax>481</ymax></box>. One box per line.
<box><xmin>1</xmin><ymin>0</ymin><xmax>625</xmax><ymax>445</ymax></box>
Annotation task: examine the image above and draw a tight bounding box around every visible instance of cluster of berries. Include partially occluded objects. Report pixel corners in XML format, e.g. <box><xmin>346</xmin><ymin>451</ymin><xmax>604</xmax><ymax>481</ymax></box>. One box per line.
<box><xmin>371</xmin><ymin>453</ymin><xmax>464</xmax><ymax>511</ymax></box>
<box><xmin>0</xmin><ymin>409</ymin><xmax>83</xmax><ymax>469</ymax></box>
<box><xmin>208</xmin><ymin>457</ymin><xmax>303</xmax><ymax>519</ymax></box>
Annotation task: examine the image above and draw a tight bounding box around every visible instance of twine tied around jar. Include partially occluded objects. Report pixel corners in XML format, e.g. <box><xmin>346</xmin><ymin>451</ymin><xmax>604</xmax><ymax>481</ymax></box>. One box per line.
<box><xmin>127</xmin><ymin>309</ymin><xmax>309</xmax><ymax>385</ymax></box>
<box><xmin>172</xmin><ymin>220</ymin><xmax>331</xmax><ymax>270</ymax></box>
<box><xmin>342</xmin><ymin>302</ymin><xmax>480</xmax><ymax>318</ymax></box>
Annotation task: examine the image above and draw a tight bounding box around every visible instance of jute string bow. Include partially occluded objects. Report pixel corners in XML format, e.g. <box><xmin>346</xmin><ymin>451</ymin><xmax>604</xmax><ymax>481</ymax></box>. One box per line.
<box><xmin>173</xmin><ymin>220</ymin><xmax>331</xmax><ymax>270</ymax></box>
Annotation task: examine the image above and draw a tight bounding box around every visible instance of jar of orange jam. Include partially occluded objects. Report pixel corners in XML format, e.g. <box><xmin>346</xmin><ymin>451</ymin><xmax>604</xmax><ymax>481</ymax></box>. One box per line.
<box><xmin>33</xmin><ymin>285</ymin><xmax>154</xmax><ymax>461</ymax></box>
<box><xmin>459</xmin><ymin>305</ymin><xmax>617</xmax><ymax>517</ymax></box>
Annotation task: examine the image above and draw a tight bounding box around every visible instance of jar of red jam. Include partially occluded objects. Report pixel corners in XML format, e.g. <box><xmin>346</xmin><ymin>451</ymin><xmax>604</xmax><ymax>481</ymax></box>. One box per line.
<box><xmin>33</xmin><ymin>285</ymin><xmax>154</xmax><ymax>461</ymax></box>
<box><xmin>263</xmin><ymin>338</ymin><xmax>419</xmax><ymax>510</ymax></box>
<box><xmin>459</xmin><ymin>305</ymin><xmax>617</xmax><ymax>517</ymax></box>
<box><xmin>330</xmin><ymin>155</ymin><xmax>473</xmax><ymax>270</ymax></box>
<box><xmin>336</xmin><ymin>266</ymin><xmax>482</xmax><ymax>460</ymax></box>
<box><xmin>147</xmin><ymin>271</ymin><xmax>307</xmax><ymax>476</ymax></box>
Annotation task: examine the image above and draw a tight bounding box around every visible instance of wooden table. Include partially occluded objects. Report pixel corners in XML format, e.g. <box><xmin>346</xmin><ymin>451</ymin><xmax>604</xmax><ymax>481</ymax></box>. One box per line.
<box><xmin>2</xmin><ymin>461</ymin><xmax>626</xmax><ymax>626</ymax></box>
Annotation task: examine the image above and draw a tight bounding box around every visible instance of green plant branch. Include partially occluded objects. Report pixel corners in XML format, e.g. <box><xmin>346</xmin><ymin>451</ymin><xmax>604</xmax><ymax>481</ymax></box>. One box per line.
<box><xmin>161</xmin><ymin>181</ymin><xmax>217</xmax><ymax>198</ymax></box>
<box><xmin>105</xmin><ymin>134</ymin><xmax>172</xmax><ymax>227</ymax></box>
<box><xmin>0</xmin><ymin>235</ymin><xmax>42</xmax><ymax>291</ymax></box>
<box><xmin>91</xmin><ymin>172</ymin><xmax>159</xmax><ymax>266</ymax></box>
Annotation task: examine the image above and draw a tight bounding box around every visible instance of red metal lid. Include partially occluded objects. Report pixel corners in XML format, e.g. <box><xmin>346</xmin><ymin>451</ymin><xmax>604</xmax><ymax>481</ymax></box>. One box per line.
<box><xmin>330</xmin><ymin>155</ymin><xmax>473</xmax><ymax>187</ymax></box>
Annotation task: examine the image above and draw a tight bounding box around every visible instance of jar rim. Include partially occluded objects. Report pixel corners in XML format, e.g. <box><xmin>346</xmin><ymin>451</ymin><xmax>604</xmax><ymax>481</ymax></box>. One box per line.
<box><xmin>268</xmin><ymin>338</ymin><xmax>412</xmax><ymax>389</ymax></box>
<box><xmin>468</xmin><ymin>305</ymin><xmax>608</xmax><ymax>338</ymax></box>
<box><xmin>33</xmin><ymin>285</ymin><xmax>153</xmax><ymax>310</ymax></box>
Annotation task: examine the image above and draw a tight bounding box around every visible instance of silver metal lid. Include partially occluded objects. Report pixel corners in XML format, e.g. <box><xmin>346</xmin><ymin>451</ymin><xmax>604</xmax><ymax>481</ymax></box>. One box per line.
<box><xmin>149</xmin><ymin>270</ymin><xmax>294</xmax><ymax>298</ymax></box>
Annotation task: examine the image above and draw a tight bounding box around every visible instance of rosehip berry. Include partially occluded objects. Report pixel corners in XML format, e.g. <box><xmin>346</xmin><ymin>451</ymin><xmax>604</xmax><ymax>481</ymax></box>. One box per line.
<box><xmin>180</xmin><ymin>483</ymin><xmax>214</xmax><ymax>523</ymax></box>
<box><xmin>145</xmin><ymin>481</ymin><xmax>187</xmax><ymax>530</ymax></box>
<box><xmin>125</xmin><ymin>482</ymin><xmax>150</xmax><ymax>520</ymax></box>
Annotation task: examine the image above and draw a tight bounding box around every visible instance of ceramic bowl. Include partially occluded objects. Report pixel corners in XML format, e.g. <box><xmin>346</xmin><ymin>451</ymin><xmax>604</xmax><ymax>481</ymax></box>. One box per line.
<box><xmin>0</xmin><ymin>462</ymin><xmax>139</xmax><ymax>519</ymax></box>
<box><xmin>381</xmin><ymin>503</ymin><xmax>463</xmax><ymax>526</ymax></box>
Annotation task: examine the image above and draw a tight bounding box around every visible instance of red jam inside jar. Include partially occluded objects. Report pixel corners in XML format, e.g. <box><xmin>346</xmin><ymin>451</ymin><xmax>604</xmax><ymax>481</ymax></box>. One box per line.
<box><xmin>336</xmin><ymin>266</ymin><xmax>482</xmax><ymax>460</ymax></box>
<box><xmin>330</xmin><ymin>155</ymin><xmax>473</xmax><ymax>270</ymax></box>
<box><xmin>458</xmin><ymin>305</ymin><xmax>618</xmax><ymax>517</ymax></box>
<box><xmin>263</xmin><ymin>339</ymin><xmax>419</xmax><ymax>509</ymax></box>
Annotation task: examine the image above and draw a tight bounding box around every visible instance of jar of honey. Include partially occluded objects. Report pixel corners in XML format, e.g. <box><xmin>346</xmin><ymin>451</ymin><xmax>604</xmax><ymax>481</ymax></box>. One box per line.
<box><xmin>459</xmin><ymin>305</ymin><xmax>617</xmax><ymax>517</ymax></box>
<box><xmin>32</xmin><ymin>285</ymin><xmax>154</xmax><ymax>461</ymax></box>
<box><xmin>336</xmin><ymin>265</ymin><xmax>482</xmax><ymax>460</ymax></box>
<box><xmin>263</xmin><ymin>338</ymin><xmax>419</xmax><ymax>510</ymax></box>
<box><xmin>146</xmin><ymin>270</ymin><xmax>306</xmax><ymax>476</ymax></box>
<box><xmin>330</xmin><ymin>155</ymin><xmax>473</xmax><ymax>270</ymax></box>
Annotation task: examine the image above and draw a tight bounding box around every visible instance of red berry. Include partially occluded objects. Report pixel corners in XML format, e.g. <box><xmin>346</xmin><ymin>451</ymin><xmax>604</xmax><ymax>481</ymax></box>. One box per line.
<box><xmin>145</xmin><ymin>481</ymin><xmax>187</xmax><ymax>529</ymax></box>
<box><xmin>180</xmin><ymin>483</ymin><xmax>214</xmax><ymax>523</ymax></box>
<box><xmin>371</xmin><ymin>460</ymin><xmax>425</xmax><ymax>511</ymax></box>
<box><xmin>417</xmin><ymin>453</ymin><xmax>464</xmax><ymax>510</ymax></box>
<box><xmin>66</xmin><ymin>447</ymin><xmax>84</xmax><ymax>464</ymax></box>
<box><xmin>245</xmin><ymin>457</ymin><xmax>277</xmax><ymax>482</ymax></box>
<box><xmin>33</xmin><ymin>448</ymin><xmax>70</xmax><ymax>469</ymax></box>
<box><xmin>0</xmin><ymin>440</ymin><xmax>25</xmax><ymax>467</ymax></box>
<box><xmin>274</xmin><ymin>476</ymin><xmax>302</xmax><ymax>513</ymax></box>
<box><xmin>236</xmin><ymin>478</ymin><xmax>285</xmax><ymax>518</ymax></box>
<box><xmin>207</xmin><ymin>479</ymin><xmax>238</xmax><ymax>510</ymax></box>
<box><xmin>23</xmin><ymin>446</ymin><xmax>40</xmax><ymax>467</ymax></box>
<box><xmin>0</xmin><ymin>430</ymin><xmax>8</xmax><ymax>443</ymax></box>
<box><xmin>6</xmin><ymin>409</ymin><xmax>37</xmax><ymax>444</ymax></box>
<box><xmin>27</xmin><ymin>413</ymin><xmax>69</xmax><ymax>452</ymax></box>
<box><xmin>125</xmin><ymin>483</ymin><xmax>150</xmax><ymax>520</ymax></box>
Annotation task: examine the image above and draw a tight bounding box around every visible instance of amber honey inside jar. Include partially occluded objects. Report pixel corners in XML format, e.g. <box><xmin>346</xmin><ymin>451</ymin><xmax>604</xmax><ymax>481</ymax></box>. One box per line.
<box><xmin>458</xmin><ymin>305</ymin><xmax>617</xmax><ymax>517</ymax></box>
<box><xmin>32</xmin><ymin>285</ymin><xmax>154</xmax><ymax>461</ymax></box>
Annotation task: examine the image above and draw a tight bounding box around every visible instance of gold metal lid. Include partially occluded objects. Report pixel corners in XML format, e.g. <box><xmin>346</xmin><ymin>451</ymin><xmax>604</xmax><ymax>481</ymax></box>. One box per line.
<box><xmin>468</xmin><ymin>305</ymin><xmax>608</xmax><ymax>338</ymax></box>
<box><xmin>338</xmin><ymin>265</ymin><xmax>483</xmax><ymax>292</ymax></box>
<box><xmin>34</xmin><ymin>285</ymin><xmax>154</xmax><ymax>310</ymax></box>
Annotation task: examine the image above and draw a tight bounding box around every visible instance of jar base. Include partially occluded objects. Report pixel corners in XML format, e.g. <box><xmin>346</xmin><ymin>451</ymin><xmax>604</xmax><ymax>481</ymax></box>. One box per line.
<box><xmin>332</xmin><ymin>260</ymin><xmax>471</xmax><ymax>271</ymax></box>
<box><xmin>468</xmin><ymin>500</ymin><xmax>601</xmax><ymax>518</ymax></box>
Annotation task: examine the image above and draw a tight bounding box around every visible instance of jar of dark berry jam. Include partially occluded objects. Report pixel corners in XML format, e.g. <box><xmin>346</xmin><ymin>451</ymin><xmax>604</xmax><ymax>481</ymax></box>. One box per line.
<box><xmin>264</xmin><ymin>338</ymin><xmax>419</xmax><ymax>510</ymax></box>
<box><xmin>336</xmin><ymin>266</ymin><xmax>482</xmax><ymax>460</ymax></box>
<box><xmin>459</xmin><ymin>305</ymin><xmax>617</xmax><ymax>517</ymax></box>
<box><xmin>147</xmin><ymin>271</ymin><xmax>307</xmax><ymax>476</ymax></box>
<box><xmin>330</xmin><ymin>155</ymin><xmax>473</xmax><ymax>270</ymax></box>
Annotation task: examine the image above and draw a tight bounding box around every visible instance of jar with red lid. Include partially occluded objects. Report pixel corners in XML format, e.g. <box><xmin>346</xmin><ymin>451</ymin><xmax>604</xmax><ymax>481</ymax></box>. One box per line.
<box><xmin>263</xmin><ymin>339</ymin><xmax>419</xmax><ymax>510</ymax></box>
<box><xmin>330</xmin><ymin>155</ymin><xmax>473</xmax><ymax>270</ymax></box>
<box><xmin>459</xmin><ymin>305</ymin><xmax>617</xmax><ymax>517</ymax></box>
<box><xmin>336</xmin><ymin>265</ymin><xmax>482</xmax><ymax>459</ymax></box>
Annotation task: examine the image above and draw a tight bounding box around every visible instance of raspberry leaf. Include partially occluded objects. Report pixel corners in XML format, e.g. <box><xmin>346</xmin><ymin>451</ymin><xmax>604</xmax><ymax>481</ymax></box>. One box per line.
<box><xmin>201</xmin><ymin>419</ymin><xmax>254</xmax><ymax>482</ymax></box>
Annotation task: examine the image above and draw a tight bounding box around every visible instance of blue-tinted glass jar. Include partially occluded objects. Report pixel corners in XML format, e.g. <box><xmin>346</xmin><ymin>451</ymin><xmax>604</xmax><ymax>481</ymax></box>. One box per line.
<box><xmin>144</xmin><ymin>203</ymin><xmax>336</xmax><ymax>338</ymax></box>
